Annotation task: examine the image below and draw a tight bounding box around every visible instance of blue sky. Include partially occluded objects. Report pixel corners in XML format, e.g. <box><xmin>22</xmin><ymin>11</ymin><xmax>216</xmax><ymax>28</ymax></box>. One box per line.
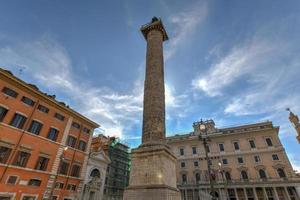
<box><xmin>0</xmin><ymin>0</ymin><xmax>300</xmax><ymax>170</ymax></box>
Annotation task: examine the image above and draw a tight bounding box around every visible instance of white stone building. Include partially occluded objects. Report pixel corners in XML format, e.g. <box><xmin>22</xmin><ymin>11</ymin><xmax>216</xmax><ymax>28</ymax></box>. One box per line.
<box><xmin>81</xmin><ymin>150</ymin><xmax>110</xmax><ymax>200</ymax></box>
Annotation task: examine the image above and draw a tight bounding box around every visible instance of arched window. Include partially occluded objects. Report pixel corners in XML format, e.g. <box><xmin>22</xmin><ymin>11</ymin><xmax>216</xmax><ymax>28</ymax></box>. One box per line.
<box><xmin>182</xmin><ymin>174</ymin><xmax>187</xmax><ymax>184</ymax></box>
<box><xmin>90</xmin><ymin>169</ymin><xmax>100</xmax><ymax>178</ymax></box>
<box><xmin>277</xmin><ymin>168</ymin><xmax>286</xmax><ymax>178</ymax></box>
<box><xmin>195</xmin><ymin>173</ymin><xmax>200</xmax><ymax>183</ymax></box>
<box><xmin>241</xmin><ymin>170</ymin><xmax>248</xmax><ymax>180</ymax></box>
<box><xmin>259</xmin><ymin>169</ymin><xmax>267</xmax><ymax>179</ymax></box>
<box><xmin>225</xmin><ymin>171</ymin><xmax>231</xmax><ymax>181</ymax></box>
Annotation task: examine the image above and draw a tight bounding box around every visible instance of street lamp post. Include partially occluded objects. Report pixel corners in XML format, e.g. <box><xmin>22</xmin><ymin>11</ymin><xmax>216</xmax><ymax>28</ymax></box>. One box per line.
<box><xmin>193</xmin><ymin>119</ymin><xmax>217</xmax><ymax>200</ymax></box>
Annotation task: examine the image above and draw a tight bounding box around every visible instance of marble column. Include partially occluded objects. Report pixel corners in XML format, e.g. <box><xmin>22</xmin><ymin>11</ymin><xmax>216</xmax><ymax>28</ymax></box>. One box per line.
<box><xmin>253</xmin><ymin>188</ymin><xmax>258</xmax><ymax>200</ymax></box>
<box><xmin>234</xmin><ymin>188</ymin><xmax>240</xmax><ymax>200</ymax></box>
<box><xmin>262</xmin><ymin>187</ymin><xmax>268</xmax><ymax>200</ymax></box>
<box><xmin>273</xmin><ymin>187</ymin><xmax>279</xmax><ymax>200</ymax></box>
<box><xmin>284</xmin><ymin>187</ymin><xmax>292</xmax><ymax>200</ymax></box>
<box><xmin>243</xmin><ymin>188</ymin><xmax>247</xmax><ymax>200</ymax></box>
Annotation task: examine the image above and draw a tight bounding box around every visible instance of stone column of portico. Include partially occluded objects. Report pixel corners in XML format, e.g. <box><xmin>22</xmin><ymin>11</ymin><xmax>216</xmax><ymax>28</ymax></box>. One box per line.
<box><xmin>253</xmin><ymin>188</ymin><xmax>258</xmax><ymax>200</ymax></box>
<box><xmin>234</xmin><ymin>188</ymin><xmax>240</xmax><ymax>200</ymax></box>
<box><xmin>262</xmin><ymin>187</ymin><xmax>268</xmax><ymax>200</ymax></box>
<box><xmin>123</xmin><ymin>17</ymin><xmax>180</xmax><ymax>200</ymax></box>
<box><xmin>284</xmin><ymin>187</ymin><xmax>292</xmax><ymax>200</ymax></box>
<box><xmin>273</xmin><ymin>187</ymin><xmax>279</xmax><ymax>200</ymax></box>
<box><xmin>243</xmin><ymin>188</ymin><xmax>248</xmax><ymax>200</ymax></box>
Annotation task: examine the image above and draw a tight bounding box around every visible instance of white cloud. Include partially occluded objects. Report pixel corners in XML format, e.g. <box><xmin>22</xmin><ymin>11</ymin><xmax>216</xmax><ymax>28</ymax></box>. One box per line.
<box><xmin>192</xmin><ymin>39</ymin><xmax>274</xmax><ymax>97</ymax></box>
<box><xmin>0</xmin><ymin>35</ymin><xmax>187</xmax><ymax>140</ymax></box>
<box><xmin>165</xmin><ymin>1</ymin><xmax>208</xmax><ymax>60</ymax></box>
<box><xmin>0</xmin><ymin>36</ymin><xmax>144</xmax><ymax>139</ymax></box>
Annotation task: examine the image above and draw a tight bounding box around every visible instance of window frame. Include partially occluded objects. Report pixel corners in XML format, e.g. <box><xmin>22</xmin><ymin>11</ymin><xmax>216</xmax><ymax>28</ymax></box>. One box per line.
<box><xmin>27</xmin><ymin>120</ymin><xmax>43</xmax><ymax>135</ymax></box>
<box><xmin>179</xmin><ymin>148</ymin><xmax>184</xmax><ymax>156</ymax></box>
<box><xmin>12</xmin><ymin>151</ymin><xmax>31</xmax><ymax>167</ymax></box>
<box><xmin>66</xmin><ymin>136</ymin><xmax>77</xmax><ymax>148</ymax></box>
<box><xmin>59</xmin><ymin>161</ymin><xmax>69</xmax><ymax>175</ymax></box>
<box><xmin>47</xmin><ymin>127</ymin><xmax>59</xmax><ymax>141</ymax></box>
<box><xmin>70</xmin><ymin>164</ymin><xmax>81</xmax><ymax>177</ymax></box>
<box><xmin>0</xmin><ymin>146</ymin><xmax>12</xmax><ymax>164</ymax></box>
<box><xmin>21</xmin><ymin>96</ymin><xmax>35</xmax><ymax>107</ymax></box>
<box><xmin>265</xmin><ymin>137</ymin><xmax>273</xmax><ymax>147</ymax></box>
<box><xmin>180</xmin><ymin>161</ymin><xmax>186</xmax><ymax>168</ymax></box>
<box><xmin>254</xmin><ymin>155</ymin><xmax>261</xmax><ymax>163</ymax></box>
<box><xmin>2</xmin><ymin>87</ymin><xmax>18</xmax><ymax>98</ymax></box>
<box><xmin>6</xmin><ymin>175</ymin><xmax>19</xmax><ymax>185</ymax></box>
<box><xmin>237</xmin><ymin>157</ymin><xmax>244</xmax><ymax>164</ymax></box>
<box><xmin>233</xmin><ymin>141</ymin><xmax>240</xmax><ymax>151</ymax></box>
<box><xmin>0</xmin><ymin>105</ymin><xmax>8</xmax><ymax>122</ymax></box>
<box><xmin>28</xmin><ymin>179</ymin><xmax>42</xmax><ymax>187</ymax></box>
<box><xmin>249</xmin><ymin>139</ymin><xmax>256</xmax><ymax>149</ymax></box>
<box><xmin>272</xmin><ymin>154</ymin><xmax>279</xmax><ymax>161</ymax></box>
<box><xmin>37</xmin><ymin>104</ymin><xmax>49</xmax><ymax>114</ymax></box>
<box><xmin>35</xmin><ymin>156</ymin><xmax>49</xmax><ymax>171</ymax></box>
<box><xmin>219</xmin><ymin>143</ymin><xmax>225</xmax><ymax>152</ymax></box>
<box><xmin>192</xmin><ymin>146</ymin><xmax>197</xmax><ymax>155</ymax></box>
<box><xmin>54</xmin><ymin>113</ymin><xmax>65</xmax><ymax>121</ymax></box>
<box><xmin>10</xmin><ymin>113</ymin><xmax>27</xmax><ymax>129</ymax></box>
<box><xmin>78</xmin><ymin>140</ymin><xmax>87</xmax><ymax>151</ymax></box>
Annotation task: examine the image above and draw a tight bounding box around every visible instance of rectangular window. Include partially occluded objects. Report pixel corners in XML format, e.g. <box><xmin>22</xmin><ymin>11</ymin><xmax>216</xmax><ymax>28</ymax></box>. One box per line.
<box><xmin>21</xmin><ymin>96</ymin><xmax>35</xmax><ymax>106</ymax></box>
<box><xmin>83</xmin><ymin>127</ymin><xmax>90</xmax><ymax>134</ymax></box>
<box><xmin>72</xmin><ymin>122</ymin><xmax>80</xmax><ymax>129</ymax></box>
<box><xmin>28</xmin><ymin>120</ymin><xmax>43</xmax><ymax>135</ymax></box>
<box><xmin>254</xmin><ymin>155</ymin><xmax>260</xmax><ymax>162</ymax></box>
<box><xmin>78</xmin><ymin>140</ymin><xmax>86</xmax><ymax>151</ymax></box>
<box><xmin>35</xmin><ymin>156</ymin><xmax>49</xmax><ymax>171</ymax></box>
<box><xmin>238</xmin><ymin>157</ymin><xmax>244</xmax><ymax>164</ymax></box>
<box><xmin>10</xmin><ymin>113</ymin><xmax>27</xmax><ymax>129</ymax></box>
<box><xmin>37</xmin><ymin>104</ymin><xmax>49</xmax><ymax>113</ymax></box>
<box><xmin>266</xmin><ymin>138</ymin><xmax>273</xmax><ymax>147</ymax></box>
<box><xmin>71</xmin><ymin>164</ymin><xmax>81</xmax><ymax>177</ymax></box>
<box><xmin>47</xmin><ymin>128</ymin><xmax>59</xmax><ymax>141</ymax></box>
<box><xmin>272</xmin><ymin>154</ymin><xmax>279</xmax><ymax>160</ymax></box>
<box><xmin>67</xmin><ymin>184</ymin><xmax>76</xmax><ymax>191</ymax></box>
<box><xmin>55</xmin><ymin>182</ymin><xmax>64</xmax><ymax>189</ymax></box>
<box><xmin>22</xmin><ymin>196</ymin><xmax>37</xmax><ymax>200</ymax></box>
<box><xmin>182</xmin><ymin>174</ymin><xmax>187</xmax><ymax>183</ymax></box>
<box><xmin>192</xmin><ymin>147</ymin><xmax>197</xmax><ymax>154</ymax></box>
<box><xmin>0</xmin><ymin>146</ymin><xmax>12</xmax><ymax>164</ymax></box>
<box><xmin>59</xmin><ymin>161</ymin><xmax>69</xmax><ymax>175</ymax></box>
<box><xmin>180</xmin><ymin>148</ymin><xmax>184</xmax><ymax>156</ymax></box>
<box><xmin>0</xmin><ymin>106</ymin><xmax>8</xmax><ymax>122</ymax></box>
<box><xmin>249</xmin><ymin>140</ymin><xmax>256</xmax><ymax>149</ymax></box>
<box><xmin>67</xmin><ymin>136</ymin><xmax>77</xmax><ymax>148</ymax></box>
<box><xmin>2</xmin><ymin>87</ymin><xmax>18</xmax><ymax>98</ymax></box>
<box><xmin>222</xmin><ymin>158</ymin><xmax>228</xmax><ymax>165</ymax></box>
<box><xmin>7</xmin><ymin>175</ymin><xmax>18</xmax><ymax>184</ymax></box>
<box><xmin>13</xmin><ymin>151</ymin><xmax>30</xmax><ymax>167</ymax></box>
<box><xmin>233</xmin><ymin>142</ymin><xmax>240</xmax><ymax>150</ymax></box>
<box><xmin>181</xmin><ymin>162</ymin><xmax>186</xmax><ymax>168</ymax></box>
<box><xmin>194</xmin><ymin>161</ymin><xmax>199</xmax><ymax>167</ymax></box>
<box><xmin>219</xmin><ymin>143</ymin><xmax>225</xmax><ymax>152</ymax></box>
<box><xmin>28</xmin><ymin>179</ymin><xmax>41</xmax><ymax>186</ymax></box>
<box><xmin>54</xmin><ymin>113</ymin><xmax>65</xmax><ymax>121</ymax></box>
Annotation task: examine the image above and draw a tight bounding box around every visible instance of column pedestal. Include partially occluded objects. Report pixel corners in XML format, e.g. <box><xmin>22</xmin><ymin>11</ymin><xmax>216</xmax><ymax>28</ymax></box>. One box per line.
<box><xmin>123</xmin><ymin>144</ymin><xmax>181</xmax><ymax>200</ymax></box>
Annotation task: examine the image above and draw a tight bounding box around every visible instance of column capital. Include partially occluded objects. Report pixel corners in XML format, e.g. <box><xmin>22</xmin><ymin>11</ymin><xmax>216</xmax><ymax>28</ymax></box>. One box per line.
<box><xmin>141</xmin><ymin>17</ymin><xmax>168</xmax><ymax>41</ymax></box>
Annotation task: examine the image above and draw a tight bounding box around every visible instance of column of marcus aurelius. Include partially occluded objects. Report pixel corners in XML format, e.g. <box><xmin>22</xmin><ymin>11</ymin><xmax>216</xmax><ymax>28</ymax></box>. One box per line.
<box><xmin>123</xmin><ymin>17</ymin><xmax>181</xmax><ymax>200</ymax></box>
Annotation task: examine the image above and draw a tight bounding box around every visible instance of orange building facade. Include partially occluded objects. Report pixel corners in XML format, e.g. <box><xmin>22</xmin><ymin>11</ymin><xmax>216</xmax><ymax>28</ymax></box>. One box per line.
<box><xmin>0</xmin><ymin>68</ymin><xmax>99</xmax><ymax>200</ymax></box>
